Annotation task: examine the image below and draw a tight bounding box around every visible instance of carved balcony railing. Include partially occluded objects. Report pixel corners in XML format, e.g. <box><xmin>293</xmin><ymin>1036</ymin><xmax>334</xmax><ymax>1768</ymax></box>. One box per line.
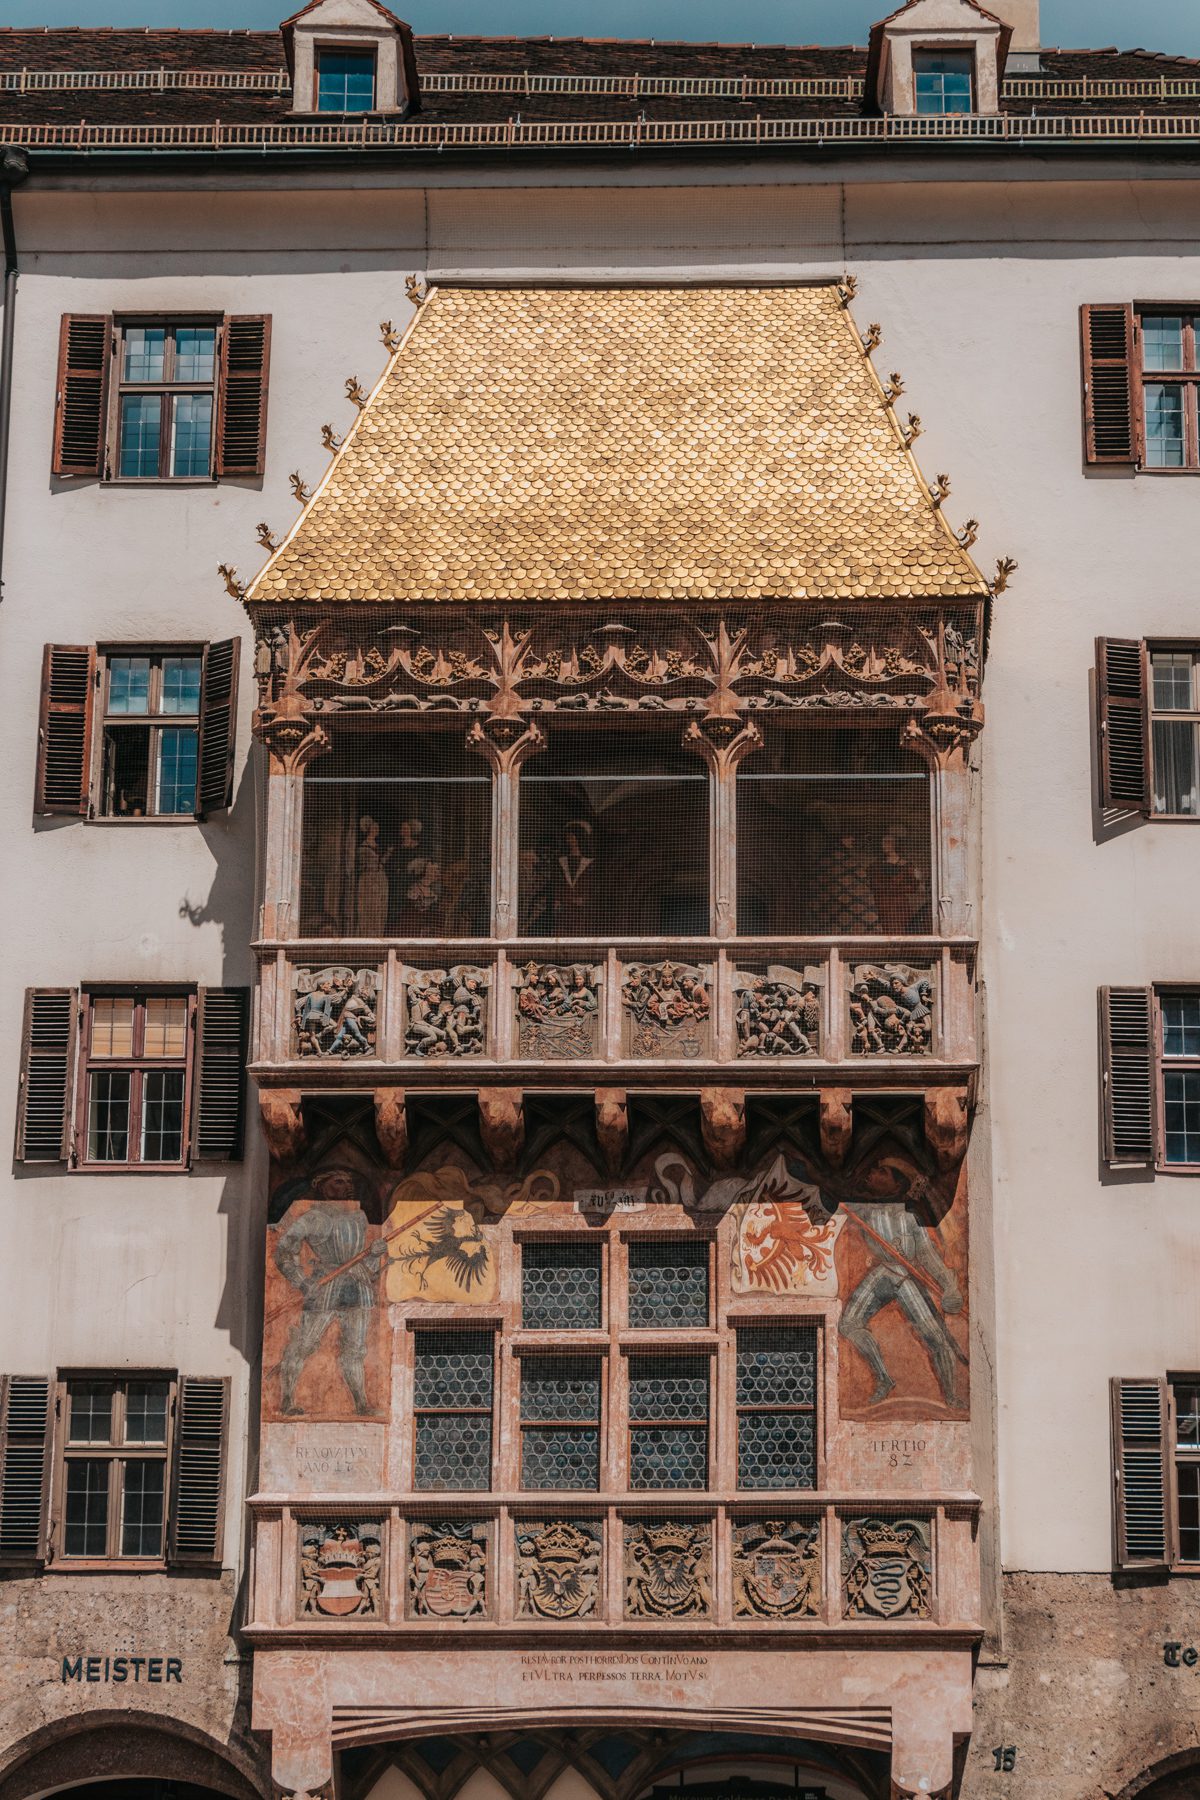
<box><xmin>245</xmin><ymin>1494</ymin><xmax>981</xmax><ymax>1637</ymax></box>
<box><xmin>253</xmin><ymin>938</ymin><xmax>977</xmax><ymax>1082</ymax></box>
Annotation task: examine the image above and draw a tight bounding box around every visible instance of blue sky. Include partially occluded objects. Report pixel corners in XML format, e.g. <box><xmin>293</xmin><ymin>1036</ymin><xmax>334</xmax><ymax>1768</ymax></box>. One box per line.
<box><xmin>4</xmin><ymin>0</ymin><xmax>1199</xmax><ymax>53</ymax></box>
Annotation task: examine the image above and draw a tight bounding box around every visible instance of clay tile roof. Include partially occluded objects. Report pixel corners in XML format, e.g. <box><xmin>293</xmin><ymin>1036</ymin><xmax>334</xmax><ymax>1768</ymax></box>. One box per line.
<box><xmin>246</xmin><ymin>283</ymin><xmax>987</xmax><ymax>607</ymax></box>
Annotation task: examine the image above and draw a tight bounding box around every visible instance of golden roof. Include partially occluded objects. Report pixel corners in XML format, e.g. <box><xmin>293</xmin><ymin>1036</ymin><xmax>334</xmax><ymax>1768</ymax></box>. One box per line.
<box><xmin>247</xmin><ymin>283</ymin><xmax>986</xmax><ymax>605</ymax></box>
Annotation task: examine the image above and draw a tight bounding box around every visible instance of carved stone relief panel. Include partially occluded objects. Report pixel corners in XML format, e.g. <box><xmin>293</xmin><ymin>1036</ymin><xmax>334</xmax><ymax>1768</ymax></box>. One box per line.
<box><xmin>292</xmin><ymin>965</ymin><xmax>381</xmax><ymax>1058</ymax></box>
<box><xmin>403</xmin><ymin>965</ymin><xmax>490</xmax><ymax>1058</ymax></box>
<box><xmin>734</xmin><ymin>966</ymin><xmax>823</xmax><ymax>1058</ymax></box>
<box><xmin>623</xmin><ymin>1519</ymin><xmax>713</xmax><ymax>1619</ymax></box>
<box><xmin>298</xmin><ymin>1520</ymin><xmax>383</xmax><ymax>1618</ymax></box>
<box><xmin>731</xmin><ymin>1518</ymin><xmax>822</xmax><ymax>1619</ymax></box>
<box><xmin>841</xmin><ymin>1516</ymin><xmax>932</xmax><ymax>1619</ymax></box>
<box><xmin>514</xmin><ymin>962</ymin><xmax>602</xmax><ymax>1059</ymax></box>
<box><xmin>847</xmin><ymin>962</ymin><xmax>935</xmax><ymax>1057</ymax></box>
<box><xmin>515</xmin><ymin>1519</ymin><xmax>603</xmax><ymax>1619</ymax></box>
<box><xmin>621</xmin><ymin>962</ymin><xmax>712</xmax><ymax>1060</ymax></box>
<box><xmin>408</xmin><ymin>1519</ymin><xmax>490</xmax><ymax>1619</ymax></box>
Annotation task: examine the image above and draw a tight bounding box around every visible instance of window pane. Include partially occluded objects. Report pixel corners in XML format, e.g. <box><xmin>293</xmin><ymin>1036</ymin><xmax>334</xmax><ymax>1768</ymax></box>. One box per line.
<box><xmin>174</xmin><ymin>325</ymin><xmax>216</xmax><ymax>383</ymax></box>
<box><xmin>520</xmin><ymin>1357</ymin><xmax>601</xmax><ymax>1490</ymax></box>
<box><xmin>159</xmin><ymin>655</ymin><xmax>203</xmax><ymax>716</ymax></box>
<box><xmin>519</xmin><ymin>726</ymin><xmax>709</xmax><ymax>935</ymax></box>
<box><xmin>414</xmin><ymin>1414</ymin><xmax>492</xmax><ymax>1491</ymax></box>
<box><xmin>90</xmin><ymin>998</ymin><xmax>135</xmax><ymax>1058</ymax></box>
<box><xmin>155</xmin><ymin>726</ymin><xmax>198</xmax><ymax>814</ymax></box>
<box><xmin>1178</xmin><ymin>1462</ymin><xmax>1200</xmax><ymax>1563</ymax></box>
<box><xmin>107</xmin><ymin>657</ymin><xmax>152</xmax><ymax>715</ymax></box>
<box><xmin>1144</xmin><ymin>383</ymin><xmax>1186</xmax><ymax>467</ymax></box>
<box><xmin>141</xmin><ymin>1070</ymin><xmax>185</xmax><ymax>1163</ymax></box>
<box><xmin>736</xmin><ymin>1327</ymin><xmax>818</xmax><ymax>1490</ymax></box>
<box><xmin>628</xmin><ymin>1354</ymin><xmax>708</xmax><ymax>1490</ymax></box>
<box><xmin>413</xmin><ymin>1331</ymin><xmax>494</xmax><ymax>1491</ymax></box>
<box><xmin>914</xmin><ymin>51</ymin><xmax>973</xmax><ymax>115</ymax></box>
<box><xmin>1142</xmin><ymin>315</ymin><xmax>1185</xmax><ymax>373</ymax></box>
<box><xmin>1162</xmin><ymin>994</ymin><xmax>1200</xmax><ymax>1058</ymax></box>
<box><xmin>88</xmin><ymin>1069</ymin><xmax>131</xmax><ymax>1162</ymax></box>
<box><xmin>100</xmin><ymin>726</ymin><xmax>150</xmax><ymax>816</ymax></box>
<box><xmin>739</xmin><ymin>725</ymin><xmax>931</xmax><ymax>934</ymax></box>
<box><xmin>124</xmin><ymin>1380</ymin><xmax>169</xmax><ymax>1445</ymax></box>
<box><xmin>413</xmin><ymin>1333</ymin><xmax>493</xmax><ymax>1408</ymax></box>
<box><xmin>627</xmin><ymin>1240</ymin><xmax>709</xmax><ymax>1329</ymax></box>
<box><xmin>143</xmin><ymin>997</ymin><xmax>188</xmax><ymax>1058</ymax></box>
<box><xmin>1152</xmin><ymin>720</ymin><xmax>1200</xmax><ymax>816</ymax></box>
<box><xmin>301</xmin><ymin>731</ymin><xmax>492</xmax><ymax>937</ymax></box>
<box><xmin>317</xmin><ymin>49</ymin><xmax>376</xmax><ymax>111</ymax></box>
<box><xmin>123</xmin><ymin>326</ymin><xmax>165</xmax><ymax>383</ymax></box>
<box><xmin>120</xmin><ymin>1458</ymin><xmax>165</xmax><ymax>1557</ymax></box>
<box><xmin>169</xmin><ymin>392</ymin><xmax>213</xmax><ymax>479</ymax></box>
<box><xmin>1173</xmin><ymin>1380</ymin><xmax>1200</xmax><ymax>1449</ymax></box>
<box><xmin>1164</xmin><ymin>1067</ymin><xmax>1200</xmax><ymax>1165</ymax></box>
<box><xmin>64</xmin><ymin>1459</ymin><xmax>110</xmax><ymax>1556</ymax></box>
<box><xmin>119</xmin><ymin>392</ymin><xmax>161</xmax><ymax>478</ymax></box>
<box><xmin>67</xmin><ymin>1381</ymin><xmax>114</xmax><ymax>1445</ymax></box>
<box><xmin>522</xmin><ymin>1241</ymin><xmax>602</xmax><ymax>1329</ymax></box>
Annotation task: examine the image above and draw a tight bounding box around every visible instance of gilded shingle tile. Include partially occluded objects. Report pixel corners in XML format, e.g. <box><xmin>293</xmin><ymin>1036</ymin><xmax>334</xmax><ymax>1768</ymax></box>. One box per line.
<box><xmin>246</xmin><ymin>284</ymin><xmax>987</xmax><ymax>607</ymax></box>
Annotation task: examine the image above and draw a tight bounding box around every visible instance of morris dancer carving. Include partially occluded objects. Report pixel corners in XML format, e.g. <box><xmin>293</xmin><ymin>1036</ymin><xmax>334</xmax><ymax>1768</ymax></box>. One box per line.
<box><xmin>735</xmin><ymin>968</ymin><xmax>822</xmax><ymax>1057</ymax></box>
<box><xmin>849</xmin><ymin>963</ymin><xmax>934</xmax><ymax>1057</ymax></box>
<box><xmin>404</xmin><ymin>966</ymin><xmax>489</xmax><ymax>1057</ymax></box>
<box><xmin>293</xmin><ymin>966</ymin><xmax>379</xmax><ymax>1058</ymax></box>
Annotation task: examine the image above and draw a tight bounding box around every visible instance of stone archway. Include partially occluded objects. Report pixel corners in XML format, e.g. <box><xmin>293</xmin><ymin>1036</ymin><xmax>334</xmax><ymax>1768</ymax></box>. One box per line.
<box><xmin>0</xmin><ymin>1719</ymin><xmax>267</xmax><ymax>1800</ymax></box>
<box><xmin>1113</xmin><ymin>1750</ymin><xmax>1200</xmax><ymax>1800</ymax></box>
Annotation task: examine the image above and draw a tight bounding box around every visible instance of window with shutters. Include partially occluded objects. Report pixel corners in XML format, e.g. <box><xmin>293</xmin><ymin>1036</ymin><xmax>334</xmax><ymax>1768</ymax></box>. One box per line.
<box><xmin>1081</xmin><ymin>305</ymin><xmax>1200</xmax><ymax>471</ymax></box>
<box><xmin>52</xmin><ymin>314</ymin><xmax>270</xmax><ymax>482</ymax></box>
<box><xmin>1159</xmin><ymin>991</ymin><xmax>1200</xmax><ymax>1168</ymax></box>
<box><xmin>1172</xmin><ymin>1377</ymin><xmax>1200</xmax><ymax>1564</ymax></box>
<box><xmin>79</xmin><ymin>990</ymin><xmax>193</xmax><ymax>1169</ymax></box>
<box><xmin>1140</xmin><ymin>311</ymin><xmax>1200</xmax><ymax>469</ymax></box>
<box><xmin>1100</xmin><ymin>985</ymin><xmax>1200</xmax><ymax>1172</ymax></box>
<box><xmin>58</xmin><ymin>1376</ymin><xmax>172</xmax><ymax>1562</ymax></box>
<box><xmin>35</xmin><ymin>639</ymin><xmax>239</xmax><ymax>821</ymax></box>
<box><xmin>1096</xmin><ymin>638</ymin><xmax>1200</xmax><ymax>819</ymax></box>
<box><xmin>407</xmin><ymin>1238</ymin><xmax>819</xmax><ymax>1496</ymax></box>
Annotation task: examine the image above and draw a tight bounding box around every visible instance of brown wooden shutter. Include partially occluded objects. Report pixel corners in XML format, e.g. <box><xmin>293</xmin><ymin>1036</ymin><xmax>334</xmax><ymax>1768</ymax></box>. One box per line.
<box><xmin>1081</xmin><ymin>303</ymin><xmax>1140</xmax><ymax>466</ymax></box>
<box><xmin>0</xmin><ymin>1377</ymin><xmax>52</xmax><ymax>1564</ymax></box>
<box><xmin>34</xmin><ymin>644</ymin><xmax>96</xmax><ymax>816</ymax></box>
<box><xmin>1111</xmin><ymin>1376</ymin><xmax>1172</xmax><ymax>1571</ymax></box>
<box><xmin>215</xmin><ymin>316</ymin><xmax>271</xmax><ymax>477</ymax></box>
<box><xmin>191</xmin><ymin>988</ymin><xmax>249</xmax><ymax>1162</ymax></box>
<box><xmin>1100</xmin><ymin>986</ymin><xmax>1156</xmax><ymax>1167</ymax></box>
<box><xmin>15</xmin><ymin>989</ymin><xmax>78</xmax><ymax>1164</ymax></box>
<box><xmin>1096</xmin><ymin>637</ymin><xmax>1150</xmax><ymax>811</ymax></box>
<box><xmin>195</xmin><ymin>637</ymin><xmax>240</xmax><ymax>818</ymax></box>
<box><xmin>168</xmin><ymin>1376</ymin><xmax>229</xmax><ymax>1566</ymax></box>
<box><xmin>51</xmin><ymin>314</ymin><xmax>112</xmax><ymax>478</ymax></box>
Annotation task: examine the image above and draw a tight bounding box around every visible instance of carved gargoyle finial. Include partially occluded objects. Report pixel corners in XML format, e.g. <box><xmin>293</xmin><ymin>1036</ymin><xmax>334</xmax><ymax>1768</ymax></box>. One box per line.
<box><xmin>837</xmin><ymin>273</ymin><xmax>858</xmax><ymax>307</ymax></box>
<box><xmin>957</xmin><ymin>518</ymin><xmax>980</xmax><ymax>550</ymax></box>
<box><xmin>320</xmin><ymin>422</ymin><xmax>343</xmax><ymax>452</ymax></box>
<box><xmin>405</xmin><ymin>273</ymin><xmax>426</xmax><ymax>306</ymax></box>
<box><xmin>861</xmin><ymin>321</ymin><xmax>882</xmax><ymax>354</ymax></box>
<box><xmin>217</xmin><ymin>562</ymin><xmax>245</xmax><ymax>600</ymax></box>
<box><xmin>289</xmin><ymin>470</ymin><xmax>311</xmax><ymax>504</ymax></box>
<box><xmin>991</xmin><ymin>554</ymin><xmax>1018</xmax><ymax>594</ymax></box>
<box><xmin>929</xmin><ymin>472</ymin><xmax>951</xmax><ymax>508</ymax></box>
<box><xmin>256</xmin><ymin>521</ymin><xmax>279</xmax><ymax>552</ymax></box>
<box><xmin>902</xmin><ymin>412</ymin><xmax>923</xmax><ymax>448</ymax></box>
<box><xmin>345</xmin><ymin>375</ymin><xmax>368</xmax><ymax>411</ymax></box>
<box><xmin>380</xmin><ymin>318</ymin><xmax>401</xmax><ymax>350</ymax></box>
<box><xmin>883</xmin><ymin>371</ymin><xmax>905</xmax><ymax>404</ymax></box>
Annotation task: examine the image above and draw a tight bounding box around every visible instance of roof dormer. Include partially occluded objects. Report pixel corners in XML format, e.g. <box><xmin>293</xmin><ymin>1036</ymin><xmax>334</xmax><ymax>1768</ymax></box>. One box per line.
<box><xmin>865</xmin><ymin>0</ymin><xmax>1012</xmax><ymax>116</ymax></box>
<box><xmin>281</xmin><ymin>0</ymin><xmax>418</xmax><ymax>117</ymax></box>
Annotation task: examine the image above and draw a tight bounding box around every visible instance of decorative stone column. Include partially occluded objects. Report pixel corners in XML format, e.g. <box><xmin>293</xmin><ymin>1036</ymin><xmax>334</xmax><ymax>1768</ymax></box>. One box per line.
<box><xmin>254</xmin><ymin>696</ymin><xmax>331</xmax><ymax>941</ymax></box>
<box><xmin>684</xmin><ymin>712</ymin><xmax>762</xmax><ymax>940</ymax></box>
<box><xmin>468</xmin><ymin>716</ymin><xmax>545</xmax><ymax>940</ymax></box>
<box><xmin>903</xmin><ymin>681</ymin><xmax>984</xmax><ymax>940</ymax></box>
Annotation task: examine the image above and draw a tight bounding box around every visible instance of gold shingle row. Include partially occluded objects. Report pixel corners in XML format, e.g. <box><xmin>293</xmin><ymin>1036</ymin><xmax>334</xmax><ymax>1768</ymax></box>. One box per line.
<box><xmin>247</xmin><ymin>284</ymin><xmax>986</xmax><ymax>606</ymax></box>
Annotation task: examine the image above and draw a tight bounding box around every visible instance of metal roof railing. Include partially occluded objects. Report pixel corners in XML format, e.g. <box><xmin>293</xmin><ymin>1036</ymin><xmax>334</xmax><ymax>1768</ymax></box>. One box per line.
<box><xmin>3</xmin><ymin>110</ymin><xmax>1199</xmax><ymax>152</ymax></box>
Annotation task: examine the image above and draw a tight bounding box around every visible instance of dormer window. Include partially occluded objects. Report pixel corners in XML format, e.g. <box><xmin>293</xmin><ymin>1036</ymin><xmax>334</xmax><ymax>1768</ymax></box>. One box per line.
<box><xmin>913</xmin><ymin>49</ymin><xmax>974</xmax><ymax>115</ymax></box>
<box><xmin>316</xmin><ymin>45</ymin><xmax>376</xmax><ymax>112</ymax></box>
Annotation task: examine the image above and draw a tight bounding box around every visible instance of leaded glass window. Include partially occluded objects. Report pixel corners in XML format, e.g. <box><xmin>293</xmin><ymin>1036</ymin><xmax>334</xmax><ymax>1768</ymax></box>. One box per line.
<box><xmin>626</xmin><ymin>1239</ymin><xmax>709</xmax><ymax>1329</ymax></box>
<box><xmin>520</xmin><ymin>1356</ymin><xmax>602</xmax><ymax>1490</ymax></box>
<box><xmin>522</xmin><ymin>1241</ymin><xmax>602</xmax><ymax>1330</ymax></box>
<box><xmin>736</xmin><ymin>1326</ymin><xmax>817</xmax><ymax>1490</ymax></box>
<box><xmin>413</xmin><ymin>1332</ymin><xmax>494</xmax><ymax>1491</ymax></box>
<box><xmin>628</xmin><ymin>1354</ymin><xmax>709</xmax><ymax>1489</ymax></box>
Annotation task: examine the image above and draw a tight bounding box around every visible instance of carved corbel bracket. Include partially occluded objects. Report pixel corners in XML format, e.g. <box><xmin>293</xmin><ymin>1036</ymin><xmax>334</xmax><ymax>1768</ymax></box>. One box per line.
<box><xmin>924</xmin><ymin>1084</ymin><xmax>969</xmax><ymax>1171</ymax></box>
<box><xmin>683</xmin><ymin>715</ymin><xmax>762</xmax><ymax>777</ymax></box>
<box><xmin>467</xmin><ymin>717</ymin><xmax>546</xmax><ymax>776</ymax></box>
<box><xmin>253</xmin><ymin>697</ymin><xmax>331</xmax><ymax>777</ymax></box>
<box><xmin>595</xmin><ymin>1087</ymin><xmax>629</xmax><ymax>1178</ymax></box>
<box><xmin>700</xmin><ymin>1087</ymin><xmax>746</xmax><ymax>1171</ymax></box>
<box><xmin>903</xmin><ymin>687</ymin><xmax>984</xmax><ymax>771</ymax></box>
<box><xmin>374</xmin><ymin>1088</ymin><xmax>408</xmax><ymax>1170</ymax></box>
<box><xmin>479</xmin><ymin>1087</ymin><xmax>525</xmax><ymax>1173</ymax></box>
<box><xmin>259</xmin><ymin>1089</ymin><xmax>306</xmax><ymax>1163</ymax></box>
<box><xmin>819</xmin><ymin>1087</ymin><xmax>853</xmax><ymax>1169</ymax></box>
